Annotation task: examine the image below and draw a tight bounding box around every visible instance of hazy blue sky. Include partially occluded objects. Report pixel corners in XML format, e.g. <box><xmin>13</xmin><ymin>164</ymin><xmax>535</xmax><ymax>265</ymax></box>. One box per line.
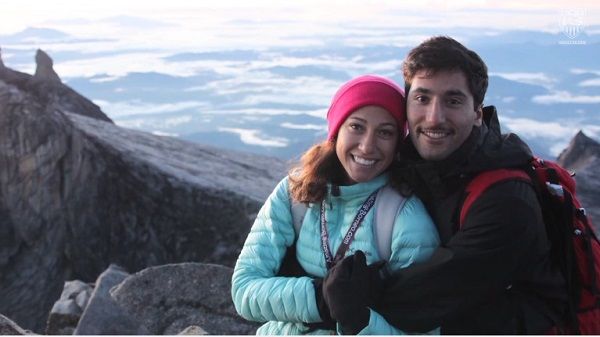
<box><xmin>3</xmin><ymin>1</ymin><xmax>599</xmax><ymax>78</ymax></box>
<box><xmin>3</xmin><ymin>1</ymin><xmax>600</xmax><ymax>40</ymax></box>
<box><xmin>3</xmin><ymin>1</ymin><xmax>599</xmax><ymax>31</ymax></box>
<box><xmin>2</xmin><ymin>0</ymin><xmax>599</xmax><ymax>158</ymax></box>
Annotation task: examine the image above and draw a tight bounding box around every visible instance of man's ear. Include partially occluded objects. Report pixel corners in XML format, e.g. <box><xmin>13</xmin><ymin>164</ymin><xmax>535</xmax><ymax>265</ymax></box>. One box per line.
<box><xmin>474</xmin><ymin>104</ymin><xmax>483</xmax><ymax>126</ymax></box>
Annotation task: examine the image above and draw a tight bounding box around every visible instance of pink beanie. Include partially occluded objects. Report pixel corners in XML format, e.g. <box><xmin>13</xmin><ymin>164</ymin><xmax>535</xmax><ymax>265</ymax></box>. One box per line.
<box><xmin>326</xmin><ymin>75</ymin><xmax>406</xmax><ymax>141</ymax></box>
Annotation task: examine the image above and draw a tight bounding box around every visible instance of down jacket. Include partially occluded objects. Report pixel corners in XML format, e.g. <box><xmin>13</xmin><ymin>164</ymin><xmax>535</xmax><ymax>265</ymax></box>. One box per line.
<box><xmin>231</xmin><ymin>173</ymin><xmax>440</xmax><ymax>335</ymax></box>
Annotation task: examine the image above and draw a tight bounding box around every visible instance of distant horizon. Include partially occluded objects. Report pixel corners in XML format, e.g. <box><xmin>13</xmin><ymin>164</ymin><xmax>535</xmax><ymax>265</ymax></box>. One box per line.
<box><xmin>1</xmin><ymin>1</ymin><xmax>600</xmax><ymax>160</ymax></box>
<box><xmin>4</xmin><ymin>1</ymin><xmax>600</xmax><ymax>32</ymax></box>
<box><xmin>3</xmin><ymin>1</ymin><xmax>600</xmax><ymax>76</ymax></box>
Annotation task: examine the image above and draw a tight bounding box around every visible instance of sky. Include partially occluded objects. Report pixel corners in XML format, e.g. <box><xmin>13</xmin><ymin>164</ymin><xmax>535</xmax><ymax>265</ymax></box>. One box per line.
<box><xmin>1</xmin><ymin>0</ymin><xmax>600</xmax><ymax>158</ymax></box>
<box><xmin>3</xmin><ymin>1</ymin><xmax>600</xmax><ymax>40</ymax></box>
<box><xmin>3</xmin><ymin>0</ymin><xmax>599</xmax><ymax>78</ymax></box>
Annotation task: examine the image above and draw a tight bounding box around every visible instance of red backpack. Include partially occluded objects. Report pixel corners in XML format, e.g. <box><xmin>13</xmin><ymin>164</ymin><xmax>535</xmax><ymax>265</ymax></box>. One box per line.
<box><xmin>460</xmin><ymin>157</ymin><xmax>600</xmax><ymax>334</ymax></box>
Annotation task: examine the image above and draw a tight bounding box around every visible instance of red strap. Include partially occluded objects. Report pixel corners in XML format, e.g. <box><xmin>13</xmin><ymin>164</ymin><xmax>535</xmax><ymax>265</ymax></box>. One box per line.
<box><xmin>459</xmin><ymin>169</ymin><xmax>531</xmax><ymax>229</ymax></box>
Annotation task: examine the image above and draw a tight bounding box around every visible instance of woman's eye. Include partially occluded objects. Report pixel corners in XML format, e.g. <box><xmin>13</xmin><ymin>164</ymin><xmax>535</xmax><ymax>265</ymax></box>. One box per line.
<box><xmin>349</xmin><ymin>123</ymin><xmax>364</xmax><ymax>131</ymax></box>
<box><xmin>378</xmin><ymin>129</ymin><xmax>395</xmax><ymax>138</ymax></box>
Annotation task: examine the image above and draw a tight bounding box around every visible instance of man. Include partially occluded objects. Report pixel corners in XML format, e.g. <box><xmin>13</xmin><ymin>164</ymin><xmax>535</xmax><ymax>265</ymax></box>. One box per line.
<box><xmin>322</xmin><ymin>36</ymin><xmax>568</xmax><ymax>334</ymax></box>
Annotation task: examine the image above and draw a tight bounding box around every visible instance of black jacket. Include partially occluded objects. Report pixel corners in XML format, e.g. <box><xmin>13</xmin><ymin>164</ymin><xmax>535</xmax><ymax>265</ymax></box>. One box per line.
<box><xmin>378</xmin><ymin>106</ymin><xmax>567</xmax><ymax>334</ymax></box>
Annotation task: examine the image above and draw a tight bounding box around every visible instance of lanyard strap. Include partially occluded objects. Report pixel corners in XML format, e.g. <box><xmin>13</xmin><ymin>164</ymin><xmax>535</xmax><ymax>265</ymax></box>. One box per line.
<box><xmin>320</xmin><ymin>189</ymin><xmax>378</xmax><ymax>269</ymax></box>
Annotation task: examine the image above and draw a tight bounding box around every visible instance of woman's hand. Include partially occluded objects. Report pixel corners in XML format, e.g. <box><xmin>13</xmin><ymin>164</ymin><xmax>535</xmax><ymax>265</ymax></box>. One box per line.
<box><xmin>322</xmin><ymin>251</ymin><xmax>385</xmax><ymax>334</ymax></box>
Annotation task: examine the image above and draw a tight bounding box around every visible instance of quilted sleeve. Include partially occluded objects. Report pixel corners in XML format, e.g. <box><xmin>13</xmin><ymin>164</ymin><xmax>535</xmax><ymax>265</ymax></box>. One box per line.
<box><xmin>389</xmin><ymin>195</ymin><xmax>441</xmax><ymax>268</ymax></box>
<box><xmin>231</xmin><ymin>177</ymin><xmax>322</xmax><ymax>323</ymax></box>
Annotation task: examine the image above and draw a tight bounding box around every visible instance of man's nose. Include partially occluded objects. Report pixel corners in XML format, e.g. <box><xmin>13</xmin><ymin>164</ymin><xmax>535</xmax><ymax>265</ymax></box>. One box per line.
<box><xmin>425</xmin><ymin>99</ymin><xmax>446</xmax><ymax>124</ymax></box>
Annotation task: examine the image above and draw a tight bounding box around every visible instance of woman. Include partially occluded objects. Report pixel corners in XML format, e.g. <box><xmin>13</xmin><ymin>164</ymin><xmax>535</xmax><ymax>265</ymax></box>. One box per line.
<box><xmin>231</xmin><ymin>75</ymin><xmax>440</xmax><ymax>335</ymax></box>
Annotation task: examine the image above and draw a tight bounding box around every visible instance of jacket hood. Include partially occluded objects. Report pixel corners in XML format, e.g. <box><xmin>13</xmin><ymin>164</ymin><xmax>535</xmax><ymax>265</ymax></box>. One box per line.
<box><xmin>463</xmin><ymin>105</ymin><xmax>533</xmax><ymax>173</ymax></box>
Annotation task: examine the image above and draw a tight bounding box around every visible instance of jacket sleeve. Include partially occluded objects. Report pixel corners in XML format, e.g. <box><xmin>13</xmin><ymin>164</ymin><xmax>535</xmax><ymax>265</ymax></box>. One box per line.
<box><xmin>377</xmin><ymin>180</ymin><xmax>547</xmax><ymax>332</ymax></box>
<box><xmin>354</xmin><ymin>195</ymin><xmax>441</xmax><ymax>335</ymax></box>
<box><xmin>231</xmin><ymin>177</ymin><xmax>322</xmax><ymax>323</ymax></box>
<box><xmin>388</xmin><ymin>195</ymin><xmax>441</xmax><ymax>267</ymax></box>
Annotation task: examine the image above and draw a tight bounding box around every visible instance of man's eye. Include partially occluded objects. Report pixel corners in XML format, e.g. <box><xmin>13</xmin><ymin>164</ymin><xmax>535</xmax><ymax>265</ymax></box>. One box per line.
<box><xmin>448</xmin><ymin>98</ymin><xmax>463</xmax><ymax>106</ymax></box>
<box><xmin>414</xmin><ymin>95</ymin><xmax>429</xmax><ymax>103</ymax></box>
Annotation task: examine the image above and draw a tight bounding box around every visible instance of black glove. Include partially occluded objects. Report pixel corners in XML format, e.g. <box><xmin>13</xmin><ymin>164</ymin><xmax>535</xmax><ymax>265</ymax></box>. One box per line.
<box><xmin>322</xmin><ymin>251</ymin><xmax>385</xmax><ymax>334</ymax></box>
<box><xmin>277</xmin><ymin>244</ymin><xmax>309</xmax><ymax>277</ymax></box>
<box><xmin>303</xmin><ymin>278</ymin><xmax>336</xmax><ymax>332</ymax></box>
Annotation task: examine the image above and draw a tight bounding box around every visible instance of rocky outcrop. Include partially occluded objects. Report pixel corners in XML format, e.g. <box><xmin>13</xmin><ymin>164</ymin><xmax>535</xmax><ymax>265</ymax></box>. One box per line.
<box><xmin>557</xmin><ymin>130</ymin><xmax>600</xmax><ymax>232</ymax></box>
<box><xmin>0</xmin><ymin>48</ymin><xmax>30</xmax><ymax>88</ymax></box>
<box><xmin>32</xmin><ymin>50</ymin><xmax>61</xmax><ymax>84</ymax></box>
<box><xmin>0</xmin><ymin>47</ymin><xmax>112</xmax><ymax>123</ymax></box>
<box><xmin>558</xmin><ymin>131</ymin><xmax>600</xmax><ymax>172</ymax></box>
<box><xmin>0</xmin><ymin>50</ymin><xmax>286</xmax><ymax>332</ymax></box>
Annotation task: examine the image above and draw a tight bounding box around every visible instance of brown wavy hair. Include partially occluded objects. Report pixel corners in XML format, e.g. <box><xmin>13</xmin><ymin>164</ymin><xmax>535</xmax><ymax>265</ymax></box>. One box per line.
<box><xmin>288</xmin><ymin>140</ymin><xmax>343</xmax><ymax>204</ymax></box>
<box><xmin>288</xmin><ymin>137</ymin><xmax>407</xmax><ymax>204</ymax></box>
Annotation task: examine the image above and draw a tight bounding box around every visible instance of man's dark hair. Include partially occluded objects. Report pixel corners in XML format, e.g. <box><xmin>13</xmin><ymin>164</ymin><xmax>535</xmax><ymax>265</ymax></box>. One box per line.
<box><xmin>402</xmin><ymin>36</ymin><xmax>488</xmax><ymax>109</ymax></box>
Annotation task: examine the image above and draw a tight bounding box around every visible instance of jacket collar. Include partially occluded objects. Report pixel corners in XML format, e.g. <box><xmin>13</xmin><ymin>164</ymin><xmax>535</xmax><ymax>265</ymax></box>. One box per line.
<box><xmin>328</xmin><ymin>173</ymin><xmax>388</xmax><ymax>201</ymax></box>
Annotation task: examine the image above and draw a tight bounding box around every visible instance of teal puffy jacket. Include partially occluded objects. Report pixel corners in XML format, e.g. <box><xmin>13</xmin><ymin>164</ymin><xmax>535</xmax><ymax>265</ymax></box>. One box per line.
<box><xmin>231</xmin><ymin>174</ymin><xmax>440</xmax><ymax>335</ymax></box>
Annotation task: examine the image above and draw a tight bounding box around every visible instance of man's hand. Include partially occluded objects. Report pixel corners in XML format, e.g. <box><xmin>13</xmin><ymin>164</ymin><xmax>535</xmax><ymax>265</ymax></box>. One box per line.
<box><xmin>322</xmin><ymin>251</ymin><xmax>385</xmax><ymax>334</ymax></box>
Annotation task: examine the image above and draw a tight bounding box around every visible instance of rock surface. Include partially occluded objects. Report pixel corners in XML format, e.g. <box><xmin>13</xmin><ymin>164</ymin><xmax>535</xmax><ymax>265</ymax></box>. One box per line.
<box><xmin>110</xmin><ymin>263</ymin><xmax>259</xmax><ymax>335</ymax></box>
<box><xmin>32</xmin><ymin>50</ymin><xmax>61</xmax><ymax>84</ymax></box>
<box><xmin>73</xmin><ymin>264</ymin><xmax>147</xmax><ymax>335</ymax></box>
<box><xmin>45</xmin><ymin>280</ymin><xmax>92</xmax><ymax>334</ymax></box>
<box><xmin>0</xmin><ymin>314</ymin><xmax>32</xmax><ymax>335</ymax></box>
<box><xmin>0</xmin><ymin>50</ymin><xmax>286</xmax><ymax>332</ymax></box>
<box><xmin>557</xmin><ymin>130</ymin><xmax>600</xmax><ymax>233</ymax></box>
<box><xmin>178</xmin><ymin>325</ymin><xmax>209</xmax><ymax>335</ymax></box>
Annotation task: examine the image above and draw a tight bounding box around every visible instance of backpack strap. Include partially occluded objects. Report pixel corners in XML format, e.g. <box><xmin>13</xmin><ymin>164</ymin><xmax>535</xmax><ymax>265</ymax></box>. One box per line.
<box><xmin>374</xmin><ymin>185</ymin><xmax>407</xmax><ymax>261</ymax></box>
<box><xmin>459</xmin><ymin>169</ymin><xmax>531</xmax><ymax>229</ymax></box>
<box><xmin>290</xmin><ymin>200</ymin><xmax>308</xmax><ymax>238</ymax></box>
<box><xmin>288</xmin><ymin>184</ymin><xmax>405</xmax><ymax>261</ymax></box>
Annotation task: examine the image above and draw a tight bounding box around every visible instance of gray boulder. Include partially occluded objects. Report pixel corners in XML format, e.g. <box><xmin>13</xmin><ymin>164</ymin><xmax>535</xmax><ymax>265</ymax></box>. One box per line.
<box><xmin>110</xmin><ymin>263</ymin><xmax>259</xmax><ymax>335</ymax></box>
<box><xmin>0</xmin><ymin>314</ymin><xmax>33</xmax><ymax>335</ymax></box>
<box><xmin>46</xmin><ymin>279</ymin><xmax>93</xmax><ymax>334</ymax></box>
<box><xmin>74</xmin><ymin>264</ymin><xmax>147</xmax><ymax>335</ymax></box>
<box><xmin>178</xmin><ymin>325</ymin><xmax>209</xmax><ymax>335</ymax></box>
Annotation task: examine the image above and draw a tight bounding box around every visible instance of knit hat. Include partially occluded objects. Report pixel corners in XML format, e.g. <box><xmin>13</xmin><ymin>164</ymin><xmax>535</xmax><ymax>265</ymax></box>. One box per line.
<box><xmin>326</xmin><ymin>75</ymin><xmax>406</xmax><ymax>141</ymax></box>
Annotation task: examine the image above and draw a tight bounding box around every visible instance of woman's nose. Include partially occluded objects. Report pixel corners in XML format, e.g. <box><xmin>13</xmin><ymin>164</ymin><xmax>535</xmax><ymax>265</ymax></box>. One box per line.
<box><xmin>358</xmin><ymin>131</ymin><xmax>376</xmax><ymax>154</ymax></box>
